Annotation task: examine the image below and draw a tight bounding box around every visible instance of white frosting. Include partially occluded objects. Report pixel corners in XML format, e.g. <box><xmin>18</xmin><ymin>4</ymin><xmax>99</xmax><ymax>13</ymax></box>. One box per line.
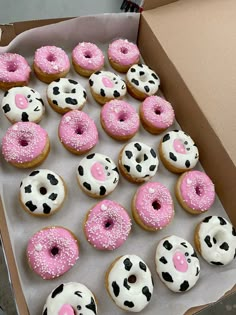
<box><xmin>1</xmin><ymin>86</ymin><xmax>45</xmax><ymax>123</ymax></box>
<box><xmin>77</xmin><ymin>153</ymin><xmax>119</xmax><ymax>197</ymax></box>
<box><xmin>155</xmin><ymin>235</ymin><xmax>200</xmax><ymax>292</ymax></box>
<box><xmin>197</xmin><ymin>215</ymin><xmax>236</xmax><ymax>266</ymax></box>
<box><xmin>47</xmin><ymin>78</ymin><xmax>87</xmax><ymax>111</ymax></box>
<box><xmin>20</xmin><ymin>169</ymin><xmax>66</xmax><ymax>216</ymax></box>
<box><xmin>120</xmin><ymin>141</ymin><xmax>158</xmax><ymax>181</ymax></box>
<box><xmin>43</xmin><ymin>282</ymin><xmax>97</xmax><ymax>315</ymax></box>
<box><xmin>161</xmin><ymin>130</ymin><xmax>199</xmax><ymax>170</ymax></box>
<box><xmin>126</xmin><ymin>64</ymin><xmax>160</xmax><ymax>96</ymax></box>
<box><xmin>107</xmin><ymin>254</ymin><xmax>153</xmax><ymax>312</ymax></box>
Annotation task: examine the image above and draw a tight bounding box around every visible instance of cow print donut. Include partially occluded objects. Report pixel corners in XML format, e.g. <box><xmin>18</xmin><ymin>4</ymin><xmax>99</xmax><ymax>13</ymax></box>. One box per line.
<box><xmin>1</xmin><ymin>86</ymin><xmax>45</xmax><ymax>123</ymax></box>
<box><xmin>20</xmin><ymin>169</ymin><xmax>66</xmax><ymax>216</ymax></box>
<box><xmin>43</xmin><ymin>282</ymin><xmax>97</xmax><ymax>315</ymax></box>
<box><xmin>77</xmin><ymin>153</ymin><xmax>119</xmax><ymax>198</ymax></box>
<box><xmin>47</xmin><ymin>78</ymin><xmax>87</xmax><ymax>114</ymax></box>
<box><xmin>159</xmin><ymin>130</ymin><xmax>199</xmax><ymax>173</ymax></box>
<box><xmin>119</xmin><ymin>141</ymin><xmax>159</xmax><ymax>183</ymax></box>
<box><xmin>195</xmin><ymin>215</ymin><xmax>236</xmax><ymax>266</ymax></box>
<box><xmin>155</xmin><ymin>235</ymin><xmax>200</xmax><ymax>292</ymax></box>
<box><xmin>106</xmin><ymin>254</ymin><xmax>153</xmax><ymax>312</ymax></box>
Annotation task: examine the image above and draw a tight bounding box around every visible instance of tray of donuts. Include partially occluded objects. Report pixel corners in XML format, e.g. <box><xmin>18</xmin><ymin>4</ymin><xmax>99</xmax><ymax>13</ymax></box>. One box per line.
<box><xmin>0</xmin><ymin>18</ymin><xmax>235</xmax><ymax>315</ymax></box>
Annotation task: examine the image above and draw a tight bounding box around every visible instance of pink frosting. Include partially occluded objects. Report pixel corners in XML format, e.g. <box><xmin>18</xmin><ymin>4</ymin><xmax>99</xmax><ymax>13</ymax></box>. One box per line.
<box><xmin>15</xmin><ymin>94</ymin><xmax>28</xmax><ymax>109</ymax></box>
<box><xmin>34</xmin><ymin>46</ymin><xmax>70</xmax><ymax>74</ymax></box>
<box><xmin>101</xmin><ymin>100</ymin><xmax>139</xmax><ymax>137</ymax></box>
<box><xmin>59</xmin><ymin>110</ymin><xmax>98</xmax><ymax>153</ymax></box>
<box><xmin>108</xmin><ymin>39</ymin><xmax>140</xmax><ymax>66</ymax></box>
<box><xmin>134</xmin><ymin>182</ymin><xmax>174</xmax><ymax>230</ymax></box>
<box><xmin>85</xmin><ymin>200</ymin><xmax>131</xmax><ymax>250</ymax></box>
<box><xmin>72</xmin><ymin>42</ymin><xmax>104</xmax><ymax>71</ymax></box>
<box><xmin>179</xmin><ymin>170</ymin><xmax>215</xmax><ymax>212</ymax></box>
<box><xmin>173</xmin><ymin>251</ymin><xmax>188</xmax><ymax>272</ymax></box>
<box><xmin>27</xmin><ymin>227</ymin><xmax>79</xmax><ymax>280</ymax></box>
<box><xmin>59</xmin><ymin>304</ymin><xmax>74</xmax><ymax>315</ymax></box>
<box><xmin>174</xmin><ymin>139</ymin><xmax>187</xmax><ymax>154</ymax></box>
<box><xmin>141</xmin><ymin>96</ymin><xmax>175</xmax><ymax>129</ymax></box>
<box><xmin>91</xmin><ymin>162</ymin><xmax>106</xmax><ymax>181</ymax></box>
<box><xmin>102</xmin><ymin>76</ymin><xmax>114</xmax><ymax>88</ymax></box>
<box><xmin>2</xmin><ymin>122</ymin><xmax>48</xmax><ymax>164</ymax></box>
<box><xmin>0</xmin><ymin>53</ymin><xmax>31</xmax><ymax>83</ymax></box>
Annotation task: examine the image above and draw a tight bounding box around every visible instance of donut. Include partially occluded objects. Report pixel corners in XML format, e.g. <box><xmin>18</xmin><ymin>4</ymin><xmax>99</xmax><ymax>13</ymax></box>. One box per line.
<box><xmin>47</xmin><ymin>78</ymin><xmax>87</xmax><ymax>114</ymax></box>
<box><xmin>42</xmin><ymin>282</ymin><xmax>98</xmax><ymax>315</ymax></box>
<box><xmin>0</xmin><ymin>53</ymin><xmax>31</xmax><ymax>90</ymax></box>
<box><xmin>1</xmin><ymin>87</ymin><xmax>45</xmax><ymax>123</ymax></box>
<box><xmin>108</xmin><ymin>39</ymin><xmax>140</xmax><ymax>73</ymax></box>
<box><xmin>126</xmin><ymin>64</ymin><xmax>160</xmax><ymax>100</ymax></box>
<box><xmin>159</xmin><ymin>130</ymin><xmax>199</xmax><ymax>173</ymax></box>
<box><xmin>2</xmin><ymin>122</ymin><xmax>50</xmax><ymax>168</ymax></box>
<box><xmin>105</xmin><ymin>254</ymin><xmax>153</xmax><ymax>312</ymax></box>
<box><xmin>89</xmin><ymin>70</ymin><xmax>127</xmax><ymax>105</ymax></box>
<box><xmin>19</xmin><ymin>169</ymin><xmax>67</xmax><ymax>216</ymax></box>
<box><xmin>175</xmin><ymin>170</ymin><xmax>215</xmax><ymax>215</ymax></box>
<box><xmin>84</xmin><ymin>200</ymin><xmax>131</xmax><ymax>250</ymax></box>
<box><xmin>139</xmin><ymin>96</ymin><xmax>175</xmax><ymax>134</ymax></box>
<box><xmin>194</xmin><ymin>216</ymin><xmax>236</xmax><ymax>266</ymax></box>
<box><xmin>155</xmin><ymin>235</ymin><xmax>200</xmax><ymax>292</ymax></box>
<box><xmin>132</xmin><ymin>182</ymin><xmax>174</xmax><ymax>231</ymax></box>
<box><xmin>33</xmin><ymin>46</ymin><xmax>70</xmax><ymax>83</ymax></box>
<box><xmin>27</xmin><ymin>226</ymin><xmax>79</xmax><ymax>279</ymax></box>
<box><xmin>118</xmin><ymin>141</ymin><xmax>159</xmax><ymax>183</ymax></box>
<box><xmin>100</xmin><ymin>100</ymin><xmax>140</xmax><ymax>141</ymax></box>
<box><xmin>77</xmin><ymin>153</ymin><xmax>119</xmax><ymax>198</ymax></box>
<box><xmin>58</xmin><ymin>110</ymin><xmax>98</xmax><ymax>155</ymax></box>
<box><xmin>72</xmin><ymin>42</ymin><xmax>104</xmax><ymax>77</ymax></box>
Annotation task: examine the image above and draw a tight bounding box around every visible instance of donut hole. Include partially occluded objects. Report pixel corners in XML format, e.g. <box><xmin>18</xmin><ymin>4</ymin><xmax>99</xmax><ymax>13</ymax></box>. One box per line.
<box><xmin>19</xmin><ymin>139</ymin><xmax>28</xmax><ymax>147</ymax></box>
<box><xmin>152</xmin><ymin>200</ymin><xmax>161</xmax><ymax>211</ymax></box>
<box><xmin>135</xmin><ymin>154</ymin><xmax>143</xmax><ymax>163</ymax></box>
<box><xmin>84</xmin><ymin>51</ymin><xmax>92</xmax><ymax>58</ymax></box>
<box><xmin>120</xmin><ymin>47</ymin><xmax>128</xmax><ymax>54</ymax></box>
<box><xmin>7</xmin><ymin>62</ymin><xmax>17</xmax><ymax>72</ymax></box>
<box><xmin>128</xmin><ymin>275</ymin><xmax>137</xmax><ymax>284</ymax></box>
<box><xmin>75</xmin><ymin>125</ymin><xmax>84</xmax><ymax>135</ymax></box>
<box><xmin>195</xmin><ymin>185</ymin><xmax>204</xmax><ymax>196</ymax></box>
<box><xmin>139</xmin><ymin>74</ymin><xmax>148</xmax><ymax>82</ymax></box>
<box><xmin>118</xmin><ymin>113</ymin><xmax>128</xmax><ymax>122</ymax></box>
<box><xmin>47</xmin><ymin>54</ymin><xmax>56</xmax><ymax>62</ymax></box>
<box><xmin>50</xmin><ymin>246</ymin><xmax>59</xmax><ymax>256</ymax></box>
<box><xmin>104</xmin><ymin>219</ymin><xmax>114</xmax><ymax>229</ymax></box>
<box><xmin>39</xmin><ymin>187</ymin><xmax>47</xmax><ymax>195</ymax></box>
<box><xmin>154</xmin><ymin>106</ymin><xmax>162</xmax><ymax>115</ymax></box>
<box><xmin>63</xmin><ymin>86</ymin><xmax>72</xmax><ymax>93</ymax></box>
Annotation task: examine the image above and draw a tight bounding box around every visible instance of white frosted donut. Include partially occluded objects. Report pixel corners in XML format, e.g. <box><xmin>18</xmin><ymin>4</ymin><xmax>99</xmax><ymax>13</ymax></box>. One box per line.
<box><xmin>106</xmin><ymin>254</ymin><xmax>153</xmax><ymax>312</ymax></box>
<box><xmin>43</xmin><ymin>282</ymin><xmax>97</xmax><ymax>315</ymax></box>
<box><xmin>195</xmin><ymin>215</ymin><xmax>236</xmax><ymax>266</ymax></box>
<box><xmin>77</xmin><ymin>153</ymin><xmax>119</xmax><ymax>198</ymax></box>
<box><xmin>1</xmin><ymin>86</ymin><xmax>45</xmax><ymax>123</ymax></box>
<box><xmin>20</xmin><ymin>169</ymin><xmax>66</xmax><ymax>216</ymax></box>
<box><xmin>155</xmin><ymin>235</ymin><xmax>200</xmax><ymax>292</ymax></box>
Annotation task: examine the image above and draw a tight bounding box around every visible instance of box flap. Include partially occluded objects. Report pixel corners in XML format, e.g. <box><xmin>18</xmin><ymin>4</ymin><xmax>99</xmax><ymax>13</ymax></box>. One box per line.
<box><xmin>143</xmin><ymin>0</ymin><xmax>178</xmax><ymax>10</ymax></box>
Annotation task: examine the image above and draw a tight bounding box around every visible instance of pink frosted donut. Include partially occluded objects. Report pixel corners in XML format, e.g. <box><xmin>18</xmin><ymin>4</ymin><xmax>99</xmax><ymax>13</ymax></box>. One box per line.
<box><xmin>140</xmin><ymin>96</ymin><xmax>175</xmax><ymax>134</ymax></box>
<box><xmin>72</xmin><ymin>42</ymin><xmax>104</xmax><ymax>77</ymax></box>
<box><xmin>132</xmin><ymin>182</ymin><xmax>174</xmax><ymax>231</ymax></box>
<box><xmin>176</xmin><ymin>170</ymin><xmax>215</xmax><ymax>214</ymax></box>
<box><xmin>108</xmin><ymin>39</ymin><xmax>140</xmax><ymax>72</ymax></box>
<box><xmin>100</xmin><ymin>100</ymin><xmax>140</xmax><ymax>140</ymax></box>
<box><xmin>2</xmin><ymin>122</ymin><xmax>50</xmax><ymax>168</ymax></box>
<box><xmin>0</xmin><ymin>53</ymin><xmax>31</xmax><ymax>90</ymax></box>
<box><xmin>84</xmin><ymin>199</ymin><xmax>132</xmax><ymax>250</ymax></box>
<box><xmin>27</xmin><ymin>226</ymin><xmax>79</xmax><ymax>279</ymax></box>
<box><xmin>34</xmin><ymin>46</ymin><xmax>70</xmax><ymax>83</ymax></box>
<box><xmin>58</xmin><ymin>110</ymin><xmax>98</xmax><ymax>155</ymax></box>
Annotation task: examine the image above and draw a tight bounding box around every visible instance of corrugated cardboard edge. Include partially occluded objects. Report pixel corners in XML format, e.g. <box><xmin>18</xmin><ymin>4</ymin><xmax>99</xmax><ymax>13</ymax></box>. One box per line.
<box><xmin>143</xmin><ymin>0</ymin><xmax>178</xmax><ymax>10</ymax></box>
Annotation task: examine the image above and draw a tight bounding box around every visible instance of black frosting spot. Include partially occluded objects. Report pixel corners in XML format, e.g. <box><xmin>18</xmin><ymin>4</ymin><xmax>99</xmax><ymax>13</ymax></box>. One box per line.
<box><xmin>71</xmin><ymin>88</ymin><xmax>76</xmax><ymax>93</ymax></box>
<box><xmin>218</xmin><ymin>216</ymin><xmax>227</xmax><ymax>225</ymax></box>
<box><xmin>179</xmin><ymin>281</ymin><xmax>189</xmax><ymax>292</ymax></box>
<box><xmin>51</xmin><ymin>284</ymin><xmax>64</xmax><ymax>298</ymax></box>
<box><xmin>52</xmin><ymin>100</ymin><xmax>58</xmax><ymax>105</ymax></box>
<box><xmin>181</xmin><ymin>242</ymin><xmax>188</xmax><ymax>248</ymax></box>
<box><xmin>191</xmin><ymin>250</ymin><xmax>198</xmax><ymax>258</ymax></box>
<box><xmin>203</xmin><ymin>216</ymin><xmax>212</xmax><ymax>223</ymax></box>
<box><xmin>112</xmin><ymin>167</ymin><xmax>119</xmax><ymax>174</ymax></box>
<box><xmin>95</xmin><ymin>71</ymin><xmax>101</xmax><ymax>75</ymax></box>
<box><xmin>125</xmin><ymin>150</ymin><xmax>133</xmax><ymax>159</ymax></box>
<box><xmin>48</xmin><ymin>193</ymin><xmax>57</xmax><ymax>201</ymax></box>
<box><xmin>36</xmin><ymin>97</ymin><xmax>44</xmax><ymax>106</ymax></box>
<box><xmin>232</xmin><ymin>227</ymin><xmax>236</xmax><ymax>236</ymax></box>
<box><xmin>142</xmin><ymin>286</ymin><xmax>151</xmax><ymax>301</ymax></box>
<box><xmin>144</xmin><ymin>85</ymin><xmax>150</xmax><ymax>93</ymax></box>
<box><xmin>152</xmin><ymin>73</ymin><xmax>158</xmax><ymax>80</ymax></box>
<box><xmin>83</xmin><ymin>182</ymin><xmax>91</xmax><ymax>191</ymax></box>
<box><xmin>78</xmin><ymin>165</ymin><xmax>84</xmax><ymax>176</ymax></box>
<box><xmin>139</xmin><ymin>71</ymin><xmax>145</xmax><ymax>76</ymax></box>
<box><xmin>89</xmin><ymin>79</ymin><xmax>94</xmax><ymax>86</ymax></box>
<box><xmin>162</xmin><ymin>133</ymin><xmax>170</xmax><ymax>142</ymax></box>
<box><xmin>4</xmin><ymin>91</ymin><xmax>9</xmax><ymax>97</ymax></box>
<box><xmin>136</xmin><ymin>164</ymin><xmax>142</xmax><ymax>173</ymax></box>
<box><xmin>123</xmin><ymin>278</ymin><xmax>131</xmax><ymax>290</ymax></box>
<box><xmin>162</xmin><ymin>272</ymin><xmax>173</xmax><ymax>282</ymax></box>
<box><xmin>53</xmin><ymin>87</ymin><xmax>60</xmax><ymax>95</ymax></box>
<box><xmin>150</xmin><ymin>148</ymin><xmax>156</xmax><ymax>158</ymax></box>
<box><xmin>83</xmin><ymin>90</ymin><xmax>87</xmax><ymax>99</ymax></box>
<box><xmin>139</xmin><ymin>261</ymin><xmax>147</xmax><ymax>271</ymax></box>
<box><xmin>220</xmin><ymin>242</ymin><xmax>229</xmax><ymax>251</ymax></box>
<box><xmin>134</xmin><ymin>143</ymin><xmax>142</xmax><ymax>151</ymax></box>
<box><xmin>124</xmin><ymin>301</ymin><xmax>134</xmax><ymax>308</ymax></box>
<box><xmin>65</xmin><ymin>97</ymin><xmax>78</xmax><ymax>105</ymax></box>
<box><xmin>138</xmin><ymin>64</ymin><xmax>143</xmax><ymax>68</ymax></box>
<box><xmin>3</xmin><ymin>104</ymin><xmax>10</xmax><ymax>113</ymax></box>
<box><xmin>113</xmin><ymin>90</ymin><xmax>120</xmax><ymax>98</ymax></box>
<box><xmin>123</xmin><ymin>165</ymin><xmax>130</xmax><ymax>172</ymax></box>
<box><xmin>149</xmin><ymin>80</ymin><xmax>155</xmax><ymax>84</ymax></box>
<box><xmin>24</xmin><ymin>185</ymin><xmax>32</xmax><ymax>193</ymax></box>
<box><xmin>85</xmin><ymin>297</ymin><xmax>97</xmax><ymax>314</ymax></box>
<box><xmin>159</xmin><ymin>256</ymin><xmax>168</xmax><ymax>264</ymax></box>
<box><xmin>144</xmin><ymin>154</ymin><xmax>148</xmax><ymax>161</ymax></box>
<box><xmin>105</xmin><ymin>157</ymin><xmax>111</xmax><ymax>163</ymax></box>
<box><xmin>43</xmin><ymin>203</ymin><xmax>51</xmax><ymax>214</ymax></box>
<box><xmin>69</xmin><ymin>79</ymin><xmax>78</xmax><ymax>85</ymax></box>
<box><xmin>204</xmin><ymin>235</ymin><xmax>212</xmax><ymax>248</ymax></box>
<box><xmin>43</xmin><ymin>308</ymin><xmax>47</xmax><ymax>315</ymax></box>
<box><xmin>29</xmin><ymin>170</ymin><xmax>39</xmax><ymax>176</ymax></box>
<box><xmin>163</xmin><ymin>240</ymin><xmax>173</xmax><ymax>250</ymax></box>
<box><xmin>169</xmin><ymin>152</ymin><xmax>177</xmax><ymax>162</ymax></box>
<box><xmin>74</xmin><ymin>290</ymin><xmax>82</xmax><ymax>297</ymax></box>
<box><xmin>112</xmin><ymin>281</ymin><xmax>120</xmax><ymax>297</ymax></box>
<box><xmin>34</xmin><ymin>106</ymin><xmax>40</xmax><ymax>112</ymax></box>
<box><xmin>25</xmin><ymin>201</ymin><xmax>37</xmax><ymax>212</ymax></box>
<box><xmin>149</xmin><ymin>165</ymin><xmax>156</xmax><ymax>171</ymax></box>
<box><xmin>47</xmin><ymin>174</ymin><xmax>58</xmax><ymax>185</ymax></box>
<box><xmin>123</xmin><ymin>258</ymin><xmax>133</xmax><ymax>271</ymax></box>
<box><xmin>211</xmin><ymin>261</ymin><xmax>224</xmax><ymax>266</ymax></box>
<box><xmin>21</xmin><ymin>112</ymin><xmax>29</xmax><ymax>122</ymax></box>
<box><xmin>195</xmin><ymin>267</ymin><xmax>200</xmax><ymax>276</ymax></box>
<box><xmin>87</xmin><ymin>153</ymin><xmax>95</xmax><ymax>159</ymax></box>
<box><xmin>131</xmin><ymin>78</ymin><xmax>139</xmax><ymax>86</ymax></box>
<box><xmin>185</xmin><ymin>160</ymin><xmax>190</xmax><ymax>168</ymax></box>
<box><xmin>100</xmin><ymin>89</ymin><xmax>105</xmax><ymax>97</ymax></box>
<box><xmin>130</xmin><ymin>68</ymin><xmax>136</xmax><ymax>72</ymax></box>
<box><xmin>99</xmin><ymin>186</ymin><xmax>106</xmax><ymax>196</ymax></box>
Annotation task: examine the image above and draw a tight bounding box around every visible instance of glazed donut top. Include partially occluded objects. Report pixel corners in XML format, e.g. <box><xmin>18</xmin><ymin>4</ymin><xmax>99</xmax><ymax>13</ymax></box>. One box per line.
<box><xmin>107</xmin><ymin>254</ymin><xmax>153</xmax><ymax>312</ymax></box>
<box><xmin>2</xmin><ymin>87</ymin><xmax>45</xmax><ymax>123</ymax></box>
<box><xmin>43</xmin><ymin>282</ymin><xmax>97</xmax><ymax>315</ymax></box>
<box><xmin>0</xmin><ymin>53</ymin><xmax>31</xmax><ymax>83</ymax></box>
<box><xmin>72</xmin><ymin>42</ymin><xmax>104</xmax><ymax>70</ymax></box>
<box><xmin>155</xmin><ymin>235</ymin><xmax>200</xmax><ymax>292</ymax></box>
<box><xmin>197</xmin><ymin>216</ymin><xmax>236</xmax><ymax>266</ymax></box>
<box><xmin>161</xmin><ymin>130</ymin><xmax>199</xmax><ymax>170</ymax></box>
<box><xmin>34</xmin><ymin>46</ymin><xmax>70</xmax><ymax>74</ymax></box>
<box><xmin>108</xmin><ymin>39</ymin><xmax>140</xmax><ymax>66</ymax></box>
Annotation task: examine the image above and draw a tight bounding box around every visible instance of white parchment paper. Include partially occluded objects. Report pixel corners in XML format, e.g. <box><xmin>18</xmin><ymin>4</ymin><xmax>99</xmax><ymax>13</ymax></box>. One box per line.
<box><xmin>0</xmin><ymin>14</ymin><xmax>235</xmax><ymax>315</ymax></box>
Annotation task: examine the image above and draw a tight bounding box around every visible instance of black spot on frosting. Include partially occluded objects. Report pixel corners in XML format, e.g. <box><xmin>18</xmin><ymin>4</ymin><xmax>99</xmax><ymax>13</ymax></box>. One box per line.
<box><xmin>203</xmin><ymin>216</ymin><xmax>212</xmax><ymax>223</ymax></box>
<box><xmin>123</xmin><ymin>258</ymin><xmax>133</xmax><ymax>271</ymax></box>
<box><xmin>163</xmin><ymin>240</ymin><xmax>173</xmax><ymax>250</ymax></box>
<box><xmin>136</xmin><ymin>164</ymin><xmax>142</xmax><ymax>173</ymax></box>
<box><xmin>220</xmin><ymin>242</ymin><xmax>229</xmax><ymax>251</ymax></box>
<box><xmin>123</xmin><ymin>278</ymin><xmax>131</xmax><ymax>290</ymax></box>
<box><xmin>112</xmin><ymin>281</ymin><xmax>120</xmax><ymax>297</ymax></box>
<box><xmin>204</xmin><ymin>235</ymin><xmax>212</xmax><ymax>248</ymax></box>
<box><xmin>144</xmin><ymin>85</ymin><xmax>150</xmax><ymax>93</ymax></box>
<box><xmin>113</xmin><ymin>90</ymin><xmax>120</xmax><ymax>98</ymax></box>
<box><xmin>179</xmin><ymin>281</ymin><xmax>189</xmax><ymax>292</ymax></box>
<box><xmin>24</xmin><ymin>185</ymin><xmax>32</xmax><ymax>193</ymax></box>
<box><xmin>185</xmin><ymin>160</ymin><xmax>190</xmax><ymax>168</ymax></box>
<box><xmin>74</xmin><ymin>290</ymin><xmax>82</xmax><ymax>297</ymax></box>
<box><xmin>149</xmin><ymin>165</ymin><xmax>156</xmax><ymax>171</ymax></box>
<box><xmin>69</xmin><ymin>79</ymin><xmax>78</xmax><ymax>85</ymax></box>
<box><xmin>43</xmin><ymin>203</ymin><xmax>51</xmax><ymax>214</ymax></box>
<box><xmin>53</xmin><ymin>100</ymin><xmax>58</xmax><ymax>105</ymax></box>
<box><xmin>162</xmin><ymin>133</ymin><xmax>170</xmax><ymax>142</ymax></box>
<box><xmin>195</xmin><ymin>267</ymin><xmax>200</xmax><ymax>276</ymax></box>
<box><xmin>78</xmin><ymin>165</ymin><xmax>84</xmax><ymax>176</ymax></box>
<box><xmin>162</xmin><ymin>272</ymin><xmax>173</xmax><ymax>282</ymax></box>
<box><xmin>43</xmin><ymin>308</ymin><xmax>47</xmax><ymax>315</ymax></box>
<box><xmin>53</xmin><ymin>87</ymin><xmax>60</xmax><ymax>95</ymax></box>
<box><xmin>134</xmin><ymin>143</ymin><xmax>141</xmax><ymax>151</ymax></box>
<box><xmin>29</xmin><ymin>170</ymin><xmax>39</xmax><ymax>176</ymax></box>
<box><xmin>124</xmin><ymin>301</ymin><xmax>134</xmax><ymax>308</ymax></box>
<box><xmin>48</xmin><ymin>193</ymin><xmax>57</xmax><ymax>201</ymax></box>
<box><xmin>21</xmin><ymin>112</ymin><xmax>29</xmax><ymax>122</ymax></box>
<box><xmin>3</xmin><ymin>104</ymin><xmax>10</xmax><ymax>113</ymax></box>
<box><xmin>65</xmin><ymin>97</ymin><xmax>78</xmax><ymax>105</ymax></box>
<box><xmin>85</xmin><ymin>297</ymin><xmax>97</xmax><ymax>314</ymax></box>
<box><xmin>152</xmin><ymin>73</ymin><xmax>158</xmax><ymax>80</ymax></box>
<box><xmin>232</xmin><ymin>227</ymin><xmax>236</xmax><ymax>236</ymax></box>
<box><xmin>130</xmin><ymin>68</ymin><xmax>136</xmax><ymax>72</ymax></box>
<box><xmin>159</xmin><ymin>256</ymin><xmax>168</xmax><ymax>264</ymax></box>
<box><xmin>47</xmin><ymin>174</ymin><xmax>58</xmax><ymax>185</ymax></box>
<box><xmin>51</xmin><ymin>284</ymin><xmax>64</xmax><ymax>298</ymax></box>
<box><xmin>123</xmin><ymin>165</ymin><xmax>130</xmax><ymax>172</ymax></box>
<box><xmin>99</xmin><ymin>186</ymin><xmax>106</xmax><ymax>196</ymax></box>
<box><xmin>125</xmin><ymin>151</ymin><xmax>133</xmax><ymax>159</ymax></box>
<box><xmin>83</xmin><ymin>91</ymin><xmax>87</xmax><ymax>99</ymax></box>
<box><xmin>131</xmin><ymin>78</ymin><xmax>139</xmax><ymax>86</ymax></box>
<box><xmin>83</xmin><ymin>182</ymin><xmax>91</xmax><ymax>191</ymax></box>
<box><xmin>139</xmin><ymin>71</ymin><xmax>145</xmax><ymax>76</ymax></box>
<box><xmin>25</xmin><ymin>201</ymin><xmax>37</xmax><ymax>212</ymax></box>
<box><xmin>211</xmin><ymin>261</ymin><xmax>224</xmax><ymax>266</ymax></box>
<box><xmin>150</xmin><ymin>148</ymin><xmax>156</xmax><ymax>158</ymax></box>
<box><xmin>218</xmin><ymin>217</ymin><xmax>227</xmax><ymax>225</ymax></box>
<box><xmin>139</xmin><ymin>261</ymin><xmax>147</xmax><ymax>271</ymax></box>
<box><xmin>142</xmin><ymin>286</ymin><xmax>151</xmax><ymax>301</ymax></box>
<box><xmin>100</xmin><ymin>89</ymin><xmax>105</xmax><ymax>97</ymax></box>
<box><xmin>87</xmin><ymin>153</ymin><xmax>95</xmax><ymax>159</ymax></box>
<box><xmin>181</xmin><ymin>242</ymin><xmax>188</xmax><ymax>248</ymax></box>
<box><xmin>89</xmin><ymin>79</ymin><xmax>94</xmax><ymax>86</ymax></box>
<box><xmin>169</xmin><ymin>152</ymin><xmax>177</xmax><ymax>162</ymax></box>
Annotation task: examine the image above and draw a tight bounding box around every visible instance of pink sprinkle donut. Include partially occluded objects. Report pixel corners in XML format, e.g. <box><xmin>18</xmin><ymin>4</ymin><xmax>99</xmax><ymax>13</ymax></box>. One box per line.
<box><xmin>100</xmin><ymin>100</ymin><xmax>140</xmax><ymax>141</ymax></box>
<box><xmin>58</xmin><ymin>110</ymin><xmax>98</xmax><ymax>155</ymax></box>
<box><xmin>140</xmin><ymin>96</ymin><xmax>175</xmax><ymax>134</ymax></box>
<box><xmin>27</xmin><ymin>226</ymin><xmax>79</xmax><ymax>280</ymax></box>
<box><xmin>175</xmin><ymin>170</ymin><xmax>215</xmax><ymax>214</ymax></box>
<box><xmin>0</xmin><ymin>53</ymin><xmax>31</xmax><ymax>90</ymax></box>
<box><xmin>72</xmin><ymin>42</ymin><xmax>104</xmax><ymax>77</ymax></box>
<box><xmin>84</xmin><ymin>200</ymin><xmax>132</xmax><ymax>250</ymax></box>
<box><xmin>132</xmin><ymin>182</ymin><xmax>174</xmax><ymax>231</ymax></box>
<box><xmin>34</xmin><ymin>46</ymin><xmax>70</xmax><ymax>83</ymax></box>
<box><xmin>108</xmin><ymin>39</ymin><xmax>140</xmax><ymax>73</ymax></box>
<box><xmin>2</xmin><ymin>122</ymin><xmax>50</xmax><ymax>168</ymax></box>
